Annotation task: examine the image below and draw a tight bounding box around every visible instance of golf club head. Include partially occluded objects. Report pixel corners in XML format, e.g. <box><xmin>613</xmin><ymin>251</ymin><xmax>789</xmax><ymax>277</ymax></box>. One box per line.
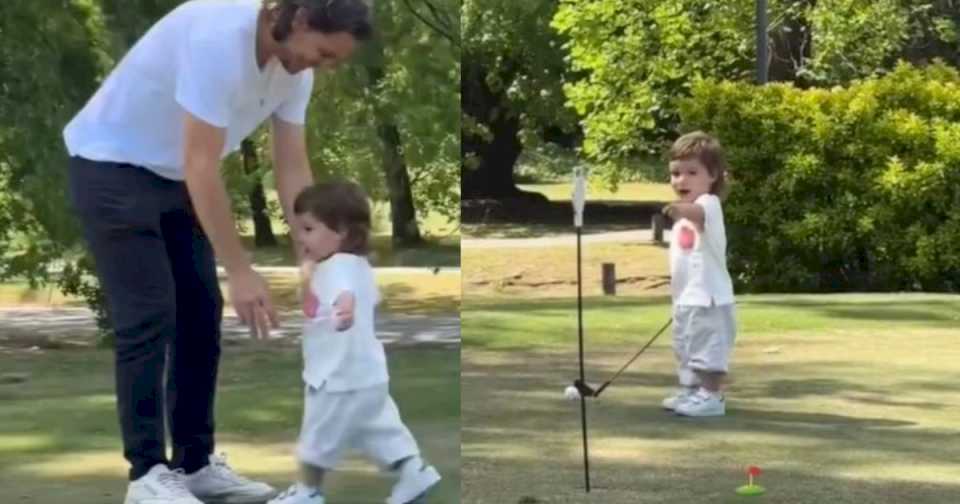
<box><xmin>593</xmin><ymin>381</ymin><xmax>611</xmax><ymax>397</ymax></box>
<box><xmin>573</xmin><ymin>379</ymin><xmax>597</xmax><ymax>398</ymax></box>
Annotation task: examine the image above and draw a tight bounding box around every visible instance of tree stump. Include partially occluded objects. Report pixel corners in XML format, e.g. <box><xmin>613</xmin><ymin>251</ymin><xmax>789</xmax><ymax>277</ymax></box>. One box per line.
<box><xmin>652</xmin><ymin>213</ymin><xmax>664</xmax><ymax>243</ymax></box>
<box><xmin>602</xmin><ymin>263</ymin><xmax>616</xmax><ymax>295</ymax></box>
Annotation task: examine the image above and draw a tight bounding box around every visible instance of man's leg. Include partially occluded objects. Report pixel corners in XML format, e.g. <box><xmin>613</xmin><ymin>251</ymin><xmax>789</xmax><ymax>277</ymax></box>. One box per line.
<box><xmin>165</xmin><ymin>187</ymin><xmax>276</xmax><ymax>502</ymax></box>
<box><xmin>67</xmin><ymin>157</ymin><xmax>177</xmax><ymax>481</ymax></box>
<box><xmin>161</xmin><ymin>191</ymin><xmax>223</xmax><ymax>473</ymax></box>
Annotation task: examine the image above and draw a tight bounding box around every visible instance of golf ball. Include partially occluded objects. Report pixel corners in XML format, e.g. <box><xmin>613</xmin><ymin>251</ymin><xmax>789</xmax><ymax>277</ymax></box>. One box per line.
<box><xmin>564</xmin><ymin>385</ymin><xmax>580</xmax><ymax>400</ymax></box>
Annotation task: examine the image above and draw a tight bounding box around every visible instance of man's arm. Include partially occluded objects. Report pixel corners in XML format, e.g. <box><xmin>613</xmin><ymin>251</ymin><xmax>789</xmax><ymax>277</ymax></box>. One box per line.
<box><xmin>183</xmin><ymin>111</ymin><xmax>277</xmax><ymax>337</ymax></box>
<box><xmin>271</xmin><ymin>116</ymin><xmax>314</xmax><ymax>256</ymax></box>
<box><xmin>183</xmin><ymin>112</ymin><xmax>250</xmax><ymax>272</ymax></box>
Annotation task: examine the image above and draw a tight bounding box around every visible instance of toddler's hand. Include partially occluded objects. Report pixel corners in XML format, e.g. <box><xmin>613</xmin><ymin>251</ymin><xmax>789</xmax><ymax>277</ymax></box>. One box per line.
<box><xmin>303</xmin><ymin>290</ymin><xmax>319</xmax><ymax>318</ymax></box>
<box><xmin>662</xmin><ymin>203</ymin><xmax>677</xmax><ymax>219</ymax></box>
<box><xmin>333</xmin><ymin>292</ymin><xmax>355</xmax><ymax>331</ymax></box>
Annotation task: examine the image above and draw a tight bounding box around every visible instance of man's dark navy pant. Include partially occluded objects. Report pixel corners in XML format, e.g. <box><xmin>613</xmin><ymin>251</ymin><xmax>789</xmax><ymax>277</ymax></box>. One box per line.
<box><xmin>68</xmin><ymin>156</ymin><xmax>223</xmax><ymax>481</ymax></box>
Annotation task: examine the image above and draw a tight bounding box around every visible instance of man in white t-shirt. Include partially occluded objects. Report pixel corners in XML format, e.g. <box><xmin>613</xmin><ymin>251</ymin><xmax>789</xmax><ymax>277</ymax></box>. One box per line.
<box><xmin>62</xmin><ymin>1</ymin><xmax>372</xmax><ymax>503</ymax></box>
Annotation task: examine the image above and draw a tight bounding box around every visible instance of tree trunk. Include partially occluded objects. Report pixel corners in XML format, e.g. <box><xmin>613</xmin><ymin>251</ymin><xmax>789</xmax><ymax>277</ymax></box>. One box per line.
<box><xmin>241</xmin><ymin>139</ymin><xmax>277</xmax><ymax>248</ymax></box>
<box><xmin>461</xmin><ymin>60</ymin><xmax>532</xmax><ymax>201</ymax></box>
<box><xmin>378</xmin><ymin>122</ymin><xmax>422</xmax><ymax>246</ymax></box>
<box><xmin>365</xmin><ymin>4</ymin><xmax>422</xmax><ymax>247</ymax></box>
<box><xmin>461</xmin><ymin>116</ymin><xmax>523</xmax><ymax>199</ymax></box>
<box><xmin>768</xmin><ymin>0</ymin><xmax>815</xmax><ymax>84</ymax></box>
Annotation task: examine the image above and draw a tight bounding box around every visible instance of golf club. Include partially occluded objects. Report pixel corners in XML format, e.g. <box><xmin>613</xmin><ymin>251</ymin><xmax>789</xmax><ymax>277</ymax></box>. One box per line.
<box><xmin>571</xmin><ymin>317</ymin><xmax>672</xmax><ymax>398</ymax></box>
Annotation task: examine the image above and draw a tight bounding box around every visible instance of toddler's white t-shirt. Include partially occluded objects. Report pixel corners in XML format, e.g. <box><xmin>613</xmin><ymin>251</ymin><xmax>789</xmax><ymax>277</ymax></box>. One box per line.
<box><xmin>63</xmin><ymin>0</ymin><xmax>314</xmax><ymax>180</ymax></box>
<box><xmin>669</xmin><ymin>193</ymin><xmax>735</xmax><ymax>306</ymax></box>
<box><xmin>302</xmin><ymin>253</ymin><xmax>388</xmax><ymax>392</ymax></box>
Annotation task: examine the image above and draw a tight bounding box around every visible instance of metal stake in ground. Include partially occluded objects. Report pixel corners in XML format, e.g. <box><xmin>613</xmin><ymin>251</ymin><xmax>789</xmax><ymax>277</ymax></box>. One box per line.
<box><xmin>572</xmin><ymin>166</ymin><xmax>591</xmax><ymax>492</ymax></box>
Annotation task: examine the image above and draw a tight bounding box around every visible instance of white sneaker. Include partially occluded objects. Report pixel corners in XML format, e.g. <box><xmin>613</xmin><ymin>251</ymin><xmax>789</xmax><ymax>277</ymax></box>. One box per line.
<box><xmin>266</xmin><ymin>483</ymin><xmax>325</xmax><ymax>504</ymax></box>
<box><xmin>386</xmin><ymin>456</ymin><xmax>441</xmax><ymax>504</ymax></box>
<box><xmin>674</xmin><ymin>389</ymin><xmax>726</xmax><ymax>417</ymax></box>
<box><xmin>124</xmin><ymin>464</ymin><xmax>204</xmax><ymax>504</ymax></box>
<box><xmin>183</xmin><ymin>453</ymin><xmax>277</xmax><ymax>504</ymax></box>
<box><xmin>661</xmin><ymin>387</ymin><xmax>697</xmax><ymax>411</ymax></box>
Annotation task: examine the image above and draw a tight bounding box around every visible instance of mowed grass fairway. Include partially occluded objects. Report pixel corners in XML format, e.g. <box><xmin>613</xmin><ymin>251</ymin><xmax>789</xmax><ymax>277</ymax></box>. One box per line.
<box><xmin>461</xmin><ymin>293</ymin><xmax>960</xmax><ymax>503</ymax></box>
<box><xmin>1</xmin><ymin>343</ymin><xmax>461</xmax><ymax>503</ymax></box>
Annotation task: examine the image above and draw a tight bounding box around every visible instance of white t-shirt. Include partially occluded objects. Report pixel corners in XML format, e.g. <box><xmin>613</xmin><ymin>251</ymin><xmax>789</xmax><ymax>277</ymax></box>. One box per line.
<box><xmin>669</xmin><ymin>193</ymin><xmax>735</xmax><ymax>306</ymax></box>
<box><xmin>63</xmin><ymin>0</ymin><xmax>314</xmax><ymax>180</ymax></box>
<box><xmin>302</xmin><ymin>253</ymin><xmax>388</xmax><ymax>392</ymax></box>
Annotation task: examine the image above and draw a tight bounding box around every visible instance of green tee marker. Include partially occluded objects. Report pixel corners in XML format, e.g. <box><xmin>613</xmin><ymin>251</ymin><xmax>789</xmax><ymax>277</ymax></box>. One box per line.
<box><xmin>736</xmin><ymin>465</ymin><xmax>765</xmax><ymax>496</ymax></box>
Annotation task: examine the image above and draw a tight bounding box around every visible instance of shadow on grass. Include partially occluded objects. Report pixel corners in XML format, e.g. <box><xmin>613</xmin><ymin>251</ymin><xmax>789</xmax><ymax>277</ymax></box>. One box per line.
<box><xmin>373</xmin><ymin>236</ymin><xmax>461</xmax><ymax>268</ymax></box>
<box><xmin>1</xmin><ymin>345</ymin><xmax>460</xmax><ymax>503</ymax></box>
<box><xmin>739</xmin><ymin>296</ymin><xmax>960</xmax><ymax>323</ymax></box>
<box><xmin>462</xmin><ymin>349</ymin><xmax>960</xmax><ymax>504</ymax></box>
<box><xmin>257</xmin><ymin>275</ymin><xmax>459</xmax><ymax>315</ymax></box>
<box><xmin>461</xmin><ymin>294</ymin><xmax>960</xmax><ymax>350</ymax></box>
<box><xmin>463</xmin><ymin>295</ymin><xmax>672</xmax><ymax>312</ymax></box>
<box><xmin>379</xmin><ymin>282</ymin><xmax>460</xmax><ymax>315</ymax></box>
<box><xmin>463</xmin><ymin>456</ymin><xmax>960</xmax><ymax>504</ymax></box>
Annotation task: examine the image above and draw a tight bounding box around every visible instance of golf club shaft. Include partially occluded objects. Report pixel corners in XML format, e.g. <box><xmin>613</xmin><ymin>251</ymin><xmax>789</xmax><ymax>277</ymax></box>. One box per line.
<box><xmin>598</xmin><ymin>318</ymin><xmax>673</xmax><ymax>394</ymax></box>
<box><xmin>576</xmin><ymin>226</ymin><xmax>591</xmax><ymax>492</ymax></box>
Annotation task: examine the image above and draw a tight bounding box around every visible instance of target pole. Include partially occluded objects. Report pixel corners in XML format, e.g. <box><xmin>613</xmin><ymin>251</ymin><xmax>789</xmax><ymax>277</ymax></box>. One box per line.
<box><xmin>572</xmin><ymin>167</ymin><xmax>591</xmax><ymax>492</ymax></box>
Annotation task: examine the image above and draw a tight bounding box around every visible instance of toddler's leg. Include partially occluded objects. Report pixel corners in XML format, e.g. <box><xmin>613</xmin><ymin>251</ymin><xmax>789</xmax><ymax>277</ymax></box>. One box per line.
<box><xmin>268</xmin><ymin>386</ymin><xmax>358</xmax><ymax>503</ymax></box>
<box><xmin>295</xmin><ymin>385</ymin><xmax>355</xmax><ymax>471</ymax></box>
<box><xmin>355</xmin><ymin>386</ymin><xmax>440</xmax><ymax>504</ymax></box>
<box><xmin>672</xmin><ymin>306</ymin><xmax>701</xmax><ymax>387</ymax></box>
<box><xmin>663</xmin><ymin>307</ymin><xmax>700</xmax><ymax>410</ymax></box>
<box><xmin>675</xmin><ymin>304</ymin><xmax>735</xmax><ymax>417</ymax></box>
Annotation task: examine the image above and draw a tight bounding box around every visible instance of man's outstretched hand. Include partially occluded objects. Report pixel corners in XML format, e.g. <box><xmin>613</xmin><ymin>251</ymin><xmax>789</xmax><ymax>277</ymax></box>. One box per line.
<box><xmin>227</xmin><ymin>266</ymin><xmax>279</xmax><ymax>339</ymax></box>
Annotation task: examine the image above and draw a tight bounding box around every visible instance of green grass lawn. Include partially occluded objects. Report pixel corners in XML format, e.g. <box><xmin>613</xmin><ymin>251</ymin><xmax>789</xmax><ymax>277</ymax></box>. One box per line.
<box><xmin>462</xmin><ymin>242</ymin><xmax>667</xmax><ymax>298</ymax></box>
<box><xmin>0</xmin><ymin>343</ymin><xmax>460</xmax><ymax>504</ymax></box>
<box><xmin>239</xmin><ymin>191</ymin><xmax>459</xmax><ymax>268</ymax></box>
<box><xmin>0</xmin><ymin>270</ymin><xmax>461</xmax><ymax>315</ymax></box>
<box><xmin>243</xmin><ymin>234</ymin><xmax>460</xmax><ymax>268</ymax></box>
<box><xmin>517</xmin><ymin>182</ymin><xmax>674</xmax><ymax>203</ymax></box>
<box><xmin>461</xmin><ymin>293</ymin><xmax>960</xmax><ymax>504</ymax></box>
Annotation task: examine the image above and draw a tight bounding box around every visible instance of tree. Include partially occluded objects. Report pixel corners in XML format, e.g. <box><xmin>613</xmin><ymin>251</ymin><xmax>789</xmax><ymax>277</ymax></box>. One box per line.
<box><xmin>900</xmin><ymin>0</ymin><xmax>960</xmax><ymax>67</ymax></box>
<box><xmin>97</xmin><ymin>0</ymin><xmax>182</xmax><ymax>50</ymax></box>
<box><xmin>366</xmin><ymin>0</ymin><xmax>424</xmax><ymax>246</ymax></box>
<box><xmin>303</xmin><ymin>0</ymin><xmax>460</xmax><ymax>242</ymax></box>
<box><xmin>241</xmin><ymin>138</ymin><xmax>278</xmax><ymax>247</ymax></box>
<box><xmin>0</xmin><ymin>1</ymin><xmax>112</xmax><ymax>272</ymax></box>
<box><xmin>0</xmin><ymin>0</ymin><xmax>461</xmax><ymax>339</ymax></box>
<box><xmin>0</xmin><ymin>0</ymin><xmax>113</xmax><ymax>332</ymax></box>
<box><xmin>461</xmin><ymin>0</ymin><xmax>576</xmax><ymax>200</ymax></box>
<box><xmin>553</xmin><ymin>0</ymin><xmax>960</xmax><ymax>174</ymax></box>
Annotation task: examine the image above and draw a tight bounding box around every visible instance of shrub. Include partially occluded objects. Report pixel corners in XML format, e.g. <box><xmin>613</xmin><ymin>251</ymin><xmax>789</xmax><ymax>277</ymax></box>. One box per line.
<box><xmin>678</xmin><ymin>62</ymin><xmax>960</xmax><ymax>292</ymax></box>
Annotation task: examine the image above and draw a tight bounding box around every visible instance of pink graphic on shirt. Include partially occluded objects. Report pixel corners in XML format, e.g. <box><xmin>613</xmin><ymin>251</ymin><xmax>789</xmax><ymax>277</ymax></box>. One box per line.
<box><xmin>678</xmin><ymin>226</ymin><xmax>696</xmax><ymax>251</ymax></box>
<box><xmin>303</xmin><ymin>291</ymin><xmax>319</xmax><ymax>318</ymax></box>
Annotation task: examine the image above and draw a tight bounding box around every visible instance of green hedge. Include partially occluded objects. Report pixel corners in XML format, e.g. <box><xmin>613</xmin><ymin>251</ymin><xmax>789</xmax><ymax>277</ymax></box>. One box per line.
<box><xmin>678</xmin><ymin>62</ymin><xmax>960</xmax><ymax>292</ymax></box>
